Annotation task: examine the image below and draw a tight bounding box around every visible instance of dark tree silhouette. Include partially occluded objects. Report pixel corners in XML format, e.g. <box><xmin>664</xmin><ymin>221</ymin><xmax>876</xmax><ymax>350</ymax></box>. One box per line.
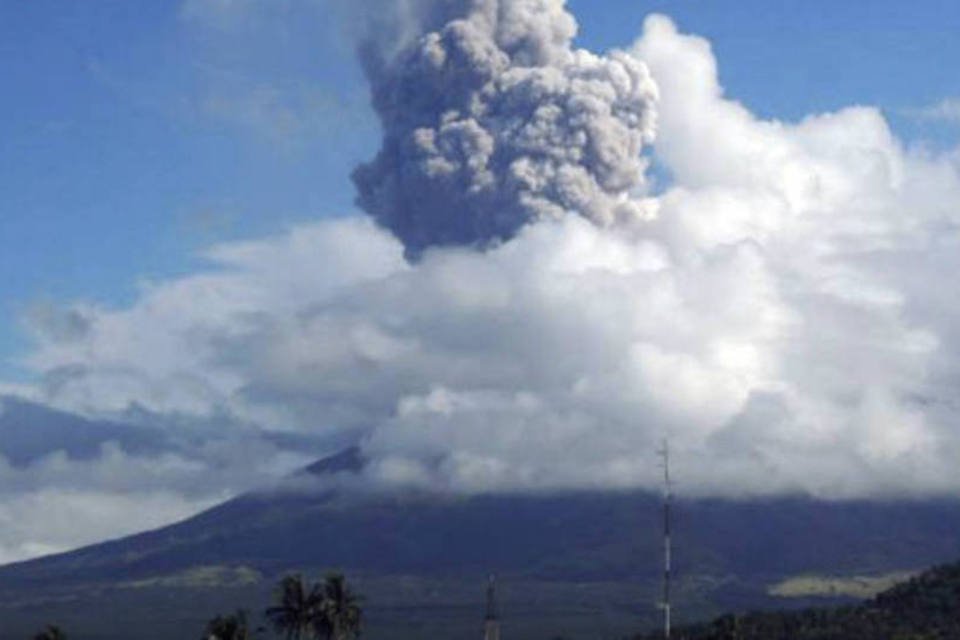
<box><xmin>265</xmin><ymin>574</ymin><xmax>323</xmax><ymax>640</ymax></box>
<box><xmin>317</xmin><ymin>573</ymin><xmax>362</xmax><ymax>640</ymax></box>
<box><xmin>632</xmin><ymin>560</ymin><xmax>960</xmax><ymax>640</ymax></box>
<box><xmin>265</xmin><ymin>572</ymin><xmax>363</xmax><ymax>640</ymax></box>
<box><xmin>203</xmin><ymin>609</ymin><xmax>255</xmax><ymax>640</ymax></box>
<box><xmin>32</xmin><ymin>625</ymin><xmax>67</xmax><ymax>640</ymax></box>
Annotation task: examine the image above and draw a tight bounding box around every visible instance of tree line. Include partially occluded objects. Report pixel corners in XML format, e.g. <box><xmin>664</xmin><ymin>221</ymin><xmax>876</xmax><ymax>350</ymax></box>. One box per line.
<box><xmin>631</xmin><ymin>560</ymin><xmax>960</xmax><ymax>640</ymax></box>
<box><xmin>30</xmin><ymin>572</ymin><xmax>362</xmax><ymax>640</ymax></box>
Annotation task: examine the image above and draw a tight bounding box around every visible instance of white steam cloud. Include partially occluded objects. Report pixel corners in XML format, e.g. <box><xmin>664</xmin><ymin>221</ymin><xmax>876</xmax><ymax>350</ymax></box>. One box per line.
<box><xmin>9</xmin><ymin>0</ymin><xmax>960</xmax><ymax>545</ymax></box>
<box><xmin>352</xmin><ymin>0</ymin><xmax>657</xmax><ymax>256</ymax></box>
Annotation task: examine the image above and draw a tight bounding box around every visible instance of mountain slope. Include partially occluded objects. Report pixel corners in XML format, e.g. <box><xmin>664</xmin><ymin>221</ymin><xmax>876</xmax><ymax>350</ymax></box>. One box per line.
<box><xmin>3</xmin><ymin>449</ymin><xmax>960</xmax><ymax>639</ymax></box>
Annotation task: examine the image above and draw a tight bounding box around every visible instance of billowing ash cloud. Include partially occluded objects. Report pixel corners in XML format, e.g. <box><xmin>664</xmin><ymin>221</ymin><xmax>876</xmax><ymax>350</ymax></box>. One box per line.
<box><xmin>6</xmin><ymin>4</ymin><xmax>960</xmax><ymax>567</ymax></box>
<box><xmin>352</xmin><ymin>0</ymin><xmax>658</xmax><ymax>256</ymax></box>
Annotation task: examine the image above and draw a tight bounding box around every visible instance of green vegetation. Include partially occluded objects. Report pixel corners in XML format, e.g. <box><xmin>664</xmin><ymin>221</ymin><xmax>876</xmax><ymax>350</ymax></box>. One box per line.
<box><xmin>264</xmin><ymin>575</ymin><xmax>317</xmax><ymax>640</ymax></box>
<box><xmin>261</xmin><ymin>572</ymin><xmax>362</xmax><ymax>640</ymax></box>
<box><xmin>31</xmin><ymin>626</ymin><xmax>66</xmax><ymax>640</ymax></box>
<box><xmin>634</xmin><ymin>561</ymin><xmax>960</xmax><ymax>639</ymax></box>
<box><xmin>127</xmin><ymin>565</ymin><xmax>263</xmax><ymax>590</ymax></box>
<box><xmin>768</xmin><ymin>570</ymin><xmax>916</xmax><ymax>599</ymax></box>
<box><xmin>34</xmin><ymin>573</ymin><xmax>365</xmax><ymax>640</ymax></box>
<box><xmin>203</xmin><ymin>609</ymin><xmax>255</xmax><ymax>640</ymax></box>
<box><xmin>197</xmin><ymin>572</ymin><xmax>363</xmax><ymax>640</ymax></box>
<box><xmin>24</xmin><ymin>561</ymin><xmax>960</xmax><ymax>639</ymax></box>
<box><xmin>8</xmin><ymin>459</ymin><xmax>960</xmax><ymax>640</ymax></box>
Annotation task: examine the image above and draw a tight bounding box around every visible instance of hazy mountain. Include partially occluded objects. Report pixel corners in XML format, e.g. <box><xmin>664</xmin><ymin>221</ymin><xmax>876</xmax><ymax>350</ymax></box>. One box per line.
<box><xmin>0</xmin><ymin>395</ymin><xmax>336</xmax><ymax>467</ymax></box>
<box><xmin>0</xmin><ymin>395</ymin><xmax>170</xmax><ymax>466</ymax></box>
<box><xmin>2</xmin><ymin>448</ymin><xmax>960</xmax><ymax>639</ymax></box>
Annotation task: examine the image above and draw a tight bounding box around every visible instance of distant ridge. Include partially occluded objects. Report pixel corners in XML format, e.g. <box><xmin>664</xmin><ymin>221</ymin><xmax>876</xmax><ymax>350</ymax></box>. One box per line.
<box><xmin>0</xmin><ymin>395</ymin><xmax>168</xmax><ymax>465</ymax></box>
<box><xmin>303</xmin><ymin>445</ymin><xmax>366</xmax><ymax>476</ymax></box>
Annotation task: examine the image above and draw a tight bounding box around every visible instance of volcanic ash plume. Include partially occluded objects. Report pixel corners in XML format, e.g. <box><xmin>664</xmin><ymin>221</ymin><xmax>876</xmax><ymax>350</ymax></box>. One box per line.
<box><xmin>352</xmin><ymin>0</ymin><xmax>659</xmax><ymax>256</ymax></box>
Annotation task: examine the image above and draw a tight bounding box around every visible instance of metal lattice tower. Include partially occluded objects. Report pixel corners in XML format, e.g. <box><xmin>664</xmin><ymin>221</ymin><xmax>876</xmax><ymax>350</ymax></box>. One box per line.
<box><xmin>659</xmin><ymin>439</ymin><xmax>672</xmax><ymax>640</ymax></box>
<box><xmin>483</xmin><ymin>574</ymin><xmax>501</xmax><ymax>640</ymax></box>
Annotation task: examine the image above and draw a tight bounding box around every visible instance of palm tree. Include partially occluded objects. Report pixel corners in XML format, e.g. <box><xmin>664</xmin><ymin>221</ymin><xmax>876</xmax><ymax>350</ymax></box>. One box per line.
<box><xmin>316</xmin><ymin>573</ymin><xmax>362</xmax><ymax>640</ymax></box>
<box><xmin>32</xmin><ymin>625</ymin><xmax>66</xmax><ymax>640</ymax></box>
<box><xmin>265</xmin><ymin>574</ymin><xmax>322</xmax><ymax>640</ymax></box>
<box><xmin>203</xmin><ymin>609</ymin><xmax>254</xmax><ymax>640</ymax></box>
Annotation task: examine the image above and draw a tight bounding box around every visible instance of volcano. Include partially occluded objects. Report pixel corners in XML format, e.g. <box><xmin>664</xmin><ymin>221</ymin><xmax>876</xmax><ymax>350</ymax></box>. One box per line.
<box><xmin>2</xmin><ymin>448</ymin><xmax>960</xmax><ymax>639</ymax></box>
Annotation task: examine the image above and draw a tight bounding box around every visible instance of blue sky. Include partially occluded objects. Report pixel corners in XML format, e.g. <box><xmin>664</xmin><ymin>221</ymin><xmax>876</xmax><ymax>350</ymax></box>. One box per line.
<box><xmin>5</xmin><ymin>0</ymin><xmax>960</xmax><ymax>562</ymax></box>
<box><xmin>1</xmin><ymin>0</ymin><xmax>958</xmax><ymax>382</ymax></box>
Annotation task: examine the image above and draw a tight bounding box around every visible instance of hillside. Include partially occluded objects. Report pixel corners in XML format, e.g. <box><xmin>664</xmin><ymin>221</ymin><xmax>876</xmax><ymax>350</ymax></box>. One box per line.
<box><xmin>3</xmin><ymin>449</ymin><xmax>960</xmax><ymax>638</ymax></box>
<box><xmin>635</xmin><ymin>560</ymin><xmax>960</xmax><ymax>639</ymax></box>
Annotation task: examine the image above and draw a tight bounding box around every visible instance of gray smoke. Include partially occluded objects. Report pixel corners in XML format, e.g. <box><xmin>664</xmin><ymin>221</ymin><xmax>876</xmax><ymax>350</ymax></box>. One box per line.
<box><xmin>352</xmin><ymin>0</ymin><xmax>658</xmax><ymax>256</ymax></box>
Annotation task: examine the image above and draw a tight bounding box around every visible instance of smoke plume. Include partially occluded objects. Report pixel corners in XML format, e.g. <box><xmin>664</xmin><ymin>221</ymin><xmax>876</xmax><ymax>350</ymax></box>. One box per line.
<box><xmin>352</xmin><ymin>0</ymin><xmax>658</xmax><ymax>256</ymax></box>
<box><xmin>8</xmin><ymin>3</ymin><xmax>960</xmax><ymax>550</ymax></box>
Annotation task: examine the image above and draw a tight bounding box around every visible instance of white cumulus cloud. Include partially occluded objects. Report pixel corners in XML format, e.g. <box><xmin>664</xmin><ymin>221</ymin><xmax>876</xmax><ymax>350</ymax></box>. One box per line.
<box><xmin>6</xmin><ymin>7</ymin><xmax>960</xmax><ymax>571</ymax></box>
<box><xmin>906</xmin><ymin>97</ymin><xmax>960</xmax><ymax>125</ymax></box>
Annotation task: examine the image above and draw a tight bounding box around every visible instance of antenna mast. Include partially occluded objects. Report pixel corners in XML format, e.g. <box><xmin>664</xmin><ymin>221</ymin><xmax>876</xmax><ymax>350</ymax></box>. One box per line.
<box><xmin>483</xmin><ymin>574</ymin><xmax>500</xmax><ymax>640</ymax></box>
<box><xmin>659</xmin><ymin>439</ymin><xmax>672</xmax><ymax>640</ymax></box>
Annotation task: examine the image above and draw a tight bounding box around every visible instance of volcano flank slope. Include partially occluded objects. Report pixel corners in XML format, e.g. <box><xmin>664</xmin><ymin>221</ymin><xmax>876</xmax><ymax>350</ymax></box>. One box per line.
<box><xmin>2</xmin><ymin>448</ymin><xmax>960</xmax><ymax>639</ymax></box>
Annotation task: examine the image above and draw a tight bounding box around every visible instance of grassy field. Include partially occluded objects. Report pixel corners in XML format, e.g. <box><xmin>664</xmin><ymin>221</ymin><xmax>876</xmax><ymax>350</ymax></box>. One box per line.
<box><xmin>0</xmin><ymin>566</ymin><xmax>750</xmax><ymax>640</ymax></box>
<box><xmin>768</xmin><ymin>570</ymin><xmax>918</xmax><ymax>599</ymax></box>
